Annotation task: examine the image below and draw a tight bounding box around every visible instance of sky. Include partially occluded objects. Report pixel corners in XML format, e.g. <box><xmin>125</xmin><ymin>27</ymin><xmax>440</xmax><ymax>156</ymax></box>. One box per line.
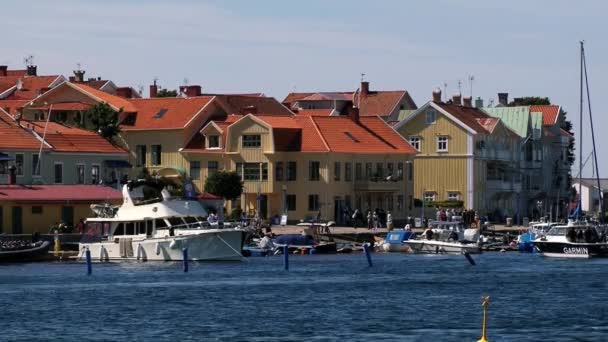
<box><xmin>3</xmin><ymin>0</ymin><xmax>607</xmax><ymax>177</ymax></box>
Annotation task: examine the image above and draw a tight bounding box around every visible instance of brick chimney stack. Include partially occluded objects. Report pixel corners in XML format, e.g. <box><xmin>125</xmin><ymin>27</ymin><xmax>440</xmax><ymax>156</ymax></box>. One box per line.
<box><xmin>0</xmin><ymin>66</ymin><xmax>7</xmax><ymax>76</ymax></box>
<box><xmin>497</xmin><ymin>92</ymin><xmax>509</xmax><ymax>106</ymax></box>
<box><xmin>73</xmin><ymin>69</ymin><xmax>85</xmax><ymax>82</ymax></box>
<box><xmin>348</xmin><ymin>107</ymin><xmax>360</xmax><ymax>123</ymax></box>
<box><xmin>360</xmin><ymin>81</ymin><xmax>369</xmax><ymax>97</ymax></box>
<box><xmin>180</xmin><ymin>85</ymin><xmax>202</xmax><ymax>97</ymax></box>
<box><xmin>452</xmin><ymin>93</ymin><xmax>462</xmax><ymax>106</ymax></box>
<box><xmin>116</xmin><ymin>87</ymin><xmax>133</xmax><ymax>98</ymax></box>
<box><xmin>432</xmin><ymin>88</ymin><xmax>442</xmax><ymax>102</ymax></box>
<box><xmin>462</xmin><ymin>96</ymin><xmax>473</xmax><ymax>107</ymax></box>
<box><xmin>26</xmin><ymin>65</ymin><xmax>37</xmax><ymax>76</ymax></box>
<box><xmin>149</xmin><ymin>80</ymin><xmax>158</xmax><ymax>98</ymax></box>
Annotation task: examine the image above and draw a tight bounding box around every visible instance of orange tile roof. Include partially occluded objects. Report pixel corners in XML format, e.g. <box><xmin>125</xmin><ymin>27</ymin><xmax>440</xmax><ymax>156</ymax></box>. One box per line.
<box><xmin>5</xmin><ymin>70</ymin><xmax>27</xmax><ymax>77</ymax></box>
<box><xmin>216</xmin><ymin>95</ymin><xmax>293</xmax><ymax>116</ymax></box>
<box><xmin>2</xmin><ymin>76</ymin><xmax>61</xmax><ymax>101</ymax></box>
<box><xmin>182</xmin><ymin>114</ymin><xmax>243</xmax><ymax>152</ymax></box>
<box><xmin>0</xmin><ymin>112</ymin><xmax>50</xmax><ymax>150</ymax></box>
<box><xmin>256</xmin><ymin>115</ymin><xmax>301</xmax><ymax>128</ymax></box>
<box><xmin>530</xmin><ymin>105</ymin><xmax>560</xmax><ymax>126</ymax></box>
<box><xmin>0</xmin><ymin>100</ymin><xmax>28</xmax><ymax>117</ymax></box>
<box><xmin>31</xmin><ymin>102</ymin><xmax>92</xmax><ymax>111</ymax></box>
<box><xmin>70</xmin><ymin>82</ymin><xmax>137</xmax><ymax>112</ymax></box>
<box><xmin>122</xmin><ymin>96</ymin><xmax>214</xmax><ymax>130</ymax></box>
<box><xmin>26</xmin><ymin>121</ymin><xmax>127</xmax><ymax>154</ymax></box>
<box><xmin>434</xmin><ymin>102</ymin><xmax>492</xmax><ymax>134</ymax></box>
<box><xmin>295</xmin><ymin>109</ymin><xmax>334</xmax><ymax>116</ymax></box>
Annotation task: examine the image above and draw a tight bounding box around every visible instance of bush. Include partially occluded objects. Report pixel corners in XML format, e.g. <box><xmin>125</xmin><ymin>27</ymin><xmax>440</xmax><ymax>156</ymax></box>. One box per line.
<box><xmin>229</xmin><ymin>207</ymin><xmax>243</xmax><ymax>220</ymax></box>
<box><xmin>426</xmin><ymin>200</ymin><xmax>464</xmax><ymax>208</ymax></box>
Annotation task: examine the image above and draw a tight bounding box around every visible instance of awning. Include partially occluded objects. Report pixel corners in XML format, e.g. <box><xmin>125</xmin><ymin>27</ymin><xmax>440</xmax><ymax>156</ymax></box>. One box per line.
<box><xmin>0</xmin><ymin>152</ymin><xmax>13</xmax><ymax>161</ymax></box>
<box><xmin>104</xmin><ymin>160</ymin><xmax>132</xmax><ymax>168</ymax></box>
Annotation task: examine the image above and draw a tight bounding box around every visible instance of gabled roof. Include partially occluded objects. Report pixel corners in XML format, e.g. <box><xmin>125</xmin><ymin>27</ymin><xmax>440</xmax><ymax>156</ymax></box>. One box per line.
<box><xmin>0</xmin><ymin>185</ymin><xmax>122</xmax><ymax>202</ymax></box>
<box><xmin>215</xmin><ymin>95</ymin><xmax>293</xmax><ymax>116</ymax></box>
<box><xmin>0</xmin><ymin>111</ymin><xmax>49</xmax><ymax>150</ymax></box>
<box><xmin>483</xmin><ymin>106</ymin><xmax>530</xmax><ymax>138</ymax></box>
<box><xmin>0</xmin><ymin>99</ymin><xmax>28</xmax><ymax>117</ymax></box>
<box><xmin>69</xmin><ymin>82</ymin><xmax>137</xmax><ymax>112</ymax></box>
<box><xmin>182</xmin><ymin>115</ymin><xmax>242</xmax><ymax>153</ymax></box>
<box><xmin>476</xmin><ymin>118</ymin><xmax>500</xmax><ymax>133</ymax></box>
<box><xmin>2</xmin><ymin>75</ymin><xmax>63</xmax><ymax>101</ymax></box>
<box><xmin>530</xmin><ymin>105</ymin><xmax>560</xmax><ymax>126</ymax></box>
<box><xmin>300</xmin><ymin>92</ymin><xmax>352</xmax><ymax>101</ymax></box>
<box><xmin>26</xmin><ymin>121</ymin><xmax>127</xmax><ymax>154</ymax></box>
<box><xmin>122</xmin><ymin>96</ymin><xmax>215</xmax><ymax>130</ymax></box>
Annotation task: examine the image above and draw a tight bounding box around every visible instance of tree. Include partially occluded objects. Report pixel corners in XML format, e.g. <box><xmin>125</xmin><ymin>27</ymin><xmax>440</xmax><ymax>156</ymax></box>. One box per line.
<box><xmin>508</xmin><ymin>97</ymin><xmax>551</xmax><ymax>106</ymax></box>
<box><xmin>156</xmin><ymin>88</ymin><xmax>178</xmax><ymax>97</ymax></box>
<box><xmin>204</xmin><ymin>171</ymin><xmax>243</xmax><ymax>200</ymax></box>
<box><xmin>84</xmin><ymin>102</ymin><xmax>121</xmax><ymax>139</ymax></box>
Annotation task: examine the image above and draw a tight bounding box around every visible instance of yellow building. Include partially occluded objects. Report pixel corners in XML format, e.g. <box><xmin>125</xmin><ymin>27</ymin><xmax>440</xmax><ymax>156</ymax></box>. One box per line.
<box><xmin>182</xmin><ymin>110</ymin><xmax>417</xmax><ymax>224</ymax></box>
<box><xmin>0</xmin><ymin>184</ymin><xmax>122</xmax><ymax>234</ymax></box>
<box><xmin>394</xmin><ymin>91</ymin><xmax>520</xmax><ymax>217</ymax></box>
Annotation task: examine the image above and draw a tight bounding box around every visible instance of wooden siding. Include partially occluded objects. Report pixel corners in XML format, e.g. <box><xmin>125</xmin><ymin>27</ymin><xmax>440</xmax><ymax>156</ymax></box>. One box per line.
<box><xmin>412</xmin><ymin>157</ymin><xmax>468</xmax><ymax>204</ymax></box>
<box><xmin>397</xmin><ymin>110</ymin><xmax>470</xmax><ymax>156</ymax></box>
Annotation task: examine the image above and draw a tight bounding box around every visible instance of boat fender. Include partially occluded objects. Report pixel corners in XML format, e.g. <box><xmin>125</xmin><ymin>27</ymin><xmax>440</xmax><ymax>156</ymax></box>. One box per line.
<box><xmin>155</xmin><ymin>242</ymin><xmax>161</xmax><ymax>255</ymax></box>
<box><xmin>309</xmin><ymin>248</ymin><xmax>316</xmax><ymax>255</ymax></box>
<box><xmin>136</xmin><ymin>244</ymin><xmax>145</xmax><ymax>261</ymax></box>
<box><xmin>99</xmin><ymin>245</ymin><xmax>107</xmax><ymax>262</ymax></box>
<box><xmin>169</xmin><ymin>239</ymin><xmax>178</xmax><ymax>249</ymax></box>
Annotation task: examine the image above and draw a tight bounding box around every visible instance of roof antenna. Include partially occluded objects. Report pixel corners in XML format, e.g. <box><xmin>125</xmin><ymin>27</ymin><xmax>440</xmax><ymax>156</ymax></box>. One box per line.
<box><xmin>457</xmin><ymin>79</ymin><xmax>463</xmax><ymax>94</ymax></box>
<box><xmin>183</xmin><ymin>78</ymin><xmax>189</xmax><ymax>86</ymax></box>
<box><xmin>24</xmin><ymin>55</ymin><xmax>34</xmax><ymax>67</ymax></box>
<box><xmin>360</xmin><ymin>73</ymin><xmax>366</xmax><ymax>82</ymax></box>
<box><xmin>443</xmin><ymin>82</ymin><xmax>448</xmax><ymax>101</ymax></box>
<box><xmin>468</xmin><ymin>75</ymin><xmax>475</xmax><ymax>97</ymax></box>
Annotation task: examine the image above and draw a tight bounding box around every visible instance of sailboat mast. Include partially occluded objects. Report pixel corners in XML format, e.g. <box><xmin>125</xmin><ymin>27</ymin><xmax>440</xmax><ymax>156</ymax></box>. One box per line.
<box><xmin>578</xmin><ymin>41</ymin><xmax>584</xmax><ymax>219</ymax></box>
<box><xmin>581</xmin><ymin>43</ymin><xmax>605</xmax><ymax>222</ymax></box>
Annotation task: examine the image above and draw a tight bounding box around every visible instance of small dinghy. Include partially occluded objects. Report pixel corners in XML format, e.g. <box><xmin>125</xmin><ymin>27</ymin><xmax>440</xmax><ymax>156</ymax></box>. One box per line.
<box><xmin>0</xmin><ymin>240</ymin><xmax>51</xmax><ymax>263</ymax></box>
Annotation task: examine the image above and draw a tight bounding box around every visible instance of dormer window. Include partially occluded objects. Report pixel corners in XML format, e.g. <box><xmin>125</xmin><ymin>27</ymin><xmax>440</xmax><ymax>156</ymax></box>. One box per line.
<box><xmin>208</xmin><ymin>135</ymin><xmax>220</xmax><ymax>149</ymax></box>
<box><xmin>425</xmin><ymin>109</ymin><xmax>436</xmax><ymax>124</ymax></box>
<box><xmin>242</xmin><ymin>135</ymin><xmax>261</xmax><ymax>148</ymax></box>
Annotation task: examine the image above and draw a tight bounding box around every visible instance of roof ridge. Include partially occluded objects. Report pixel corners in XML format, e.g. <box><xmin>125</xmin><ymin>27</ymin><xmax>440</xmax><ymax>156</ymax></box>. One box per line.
<box><xmin>356</xmin><ymin>117</ymin><xmax>398</xmax><ymax>150</ymax></box>
<box><xmin>307</xmin><ymin>116</ymin><xmax>331</xmax><ymax>152</ymax></box>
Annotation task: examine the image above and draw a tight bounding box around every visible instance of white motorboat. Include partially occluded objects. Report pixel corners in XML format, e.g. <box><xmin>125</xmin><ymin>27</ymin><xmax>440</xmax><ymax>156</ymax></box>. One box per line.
<box><xmin>532</xmin><ymin>220</ymin><xmax>608</xmax><ymax>259</ymax></box>
<box><xmin>381</xmin><ymin>230</ymin><xmax>415</xmax><ymax>253</ymax></box>
<box><xmin>79</xmin><ymin>180</ymin><xmax>245</xmax><ymax>261</ymax></box>
<box><xmin>405</xmin><ymin>221</ymin><xmax>482</xmax><ymax>254</ymax></box>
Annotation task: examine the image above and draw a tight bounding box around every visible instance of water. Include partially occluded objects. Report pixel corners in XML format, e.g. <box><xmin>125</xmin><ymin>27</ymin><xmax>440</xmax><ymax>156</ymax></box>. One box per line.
<box><xmin>1</xmin><ymin>253</ymin><xmax>608</xmax><ymax>341</ymax></box>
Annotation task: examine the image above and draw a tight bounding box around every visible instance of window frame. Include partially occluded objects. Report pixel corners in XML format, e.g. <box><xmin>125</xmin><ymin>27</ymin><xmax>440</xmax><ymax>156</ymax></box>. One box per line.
<box><xmin>242</xmin><ymin>135</ymin><xmax>261</xmax><ymax>148</ymax></box>
<box><xmin>151</xmin><ymin>145</ymin><xmax>162</xmax><ymax>166</ymax></box>
<box><xmin>309</xmin><ymin>161</ymin><xmax>320</xmax><ymax>181</ymax></box>
<box><xmin>136</xmin><ymin>145</ymin><xmax>147</xmax><ymax>167</ymax></box>
<box><xmin>207</xmin><ymin>135</ymin><xmax>221</xmax><ymax>149</ymax></box>
<box><xmin>409</xmin><ymin>136</ymin><xmax>421</xmax><ymax>151</ymax></box>
<box><xmin>308</xmin><ymin>194</ymin><xmax>320</xmax><ymax>211</ymax></box>
<box><xmin>447</xmin><ymin>192</ymin><xmax>460</xmax><ymax>201</ymax></box>
<box><xmin>345</xmin><ymin>162</ymin><xmax>352</xmax><ymax>182</ymax></box>
<box><xmin>425</xmin><ymin>109</ymin><xmax>436</xmax><ymax>124</ymax></box>
<box><xmin>334</xmin><ymin>162</ymin><xmax>341</xmax><ymax>181</ymax></box>
<box><xmin>32</xmin><ymin>154</ymin><xmax>41</xmax><ymax>177</ymax></box>
<box><xmin>54</xmin><ymin>162</ymin><xmax>64</xmax><ymax>184</ymax></box>
<box><xmin>423</xmin><ymin>192</ymin><xmax>436</xmax><ymax>202</ymax></box>
<box><xmin>208</xmin><ymin>161</ymin><xmax>219</xmax><ymax>177</ymax></box>
<box><xmin>286</xmin><ymin>194</ymin><xmax>296</xmax><ymax>211</ymax></box>
<box><xmin>190</xmin><ymin>161</ymin><xmax>201</xmax><ymax>180</ymax></box>
<box><xmin>91</xmin><ymin>164</ymin><xmax>100</xmax><ymax>184</ymax></box>
<box><xmin>286</xmin><ymin>161</ymin><xmax>297</xmax><ymax>181</ymax></box>
<box><xmin>275</xmin><ymin>162</ymin><xmax>284</xmax><ymax>181</ymax></box>
<box><xmin>76</xmin><ymin>163</ymin><xmax>85</xmax><ymax>184</ymax></box>
<box><xmin>437</xmin><ymin>136</ymin><xmax>448</xmax><ymax>152</ymax></box>
<box><xmin>15</xmin><ymin>154</ymin><xmax>24</xmax><ymax>176</ymax></box>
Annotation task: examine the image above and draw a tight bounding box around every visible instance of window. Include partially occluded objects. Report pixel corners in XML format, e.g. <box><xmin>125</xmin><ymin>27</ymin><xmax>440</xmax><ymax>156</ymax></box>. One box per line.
<box><xmin>286</xmin><ymin>194</ymin><xmax>296</xmax><ymax>211</ymax></box>
<box><xmin>15</xmin><ymin>154</ymin><xmax>23</xmax><ymax>176</ymax></box>
<box><xmin>262</xmin><ymin>163</ymin><xmax>268</xmax><ymax>181</ymax></box>
<box><xmin>408</xmin><ymin>162</ymin><xmax>413</xmax><ymax>181</ymax></box>
<box><xmin>190</xmin><ymin>161</ymin><xmax>201</xmax><ymax>180</ymax></box>
<box><xmin>54</xmin><ymin>163</ymin><xmax>63</xmax><ymax>184</ymax></box>
<box><xmin>275</xmin><ymin>162</ymin><xmax>284</xmax><ymax>181</ymax></box>
<box><xmin>91</xmin><ymin>165</ymin><xmax>100</xmax><ymax>184</ymax></box>
<box><xmin>334</xmin><ymin>162</ymin><xmax>341</xmax><ymax>181</ymax></box>
<box><xmin>387</xmin><ymin>195</ymin><xmax>394</xmax><ymax>211</ymax></box>
<box><xmin>309</xmin><ymin>161</ymin><xmax>320</xmax><ymax>181</ymax></box>
<box><xmin>208</xmin><ymin>161</ymin><xmax>219</xmax><ymax>176</ymax></box>
<box><xmin>31</xmin><ymin>206</ymin><xmax>43</xmax><ymax>214</ymax></box>
<box><xmin>423</xmin><ymin>192</ymin><xmax>436</xmax><ymax>202</ymax></box>
<box><xmin>208</xmin><ymin>135</ymin><xmax>220</xmax><ymax>149</ymax></box>
<box><xmin>136</xmin><ymin>145</ymin><xmax>146</xmax><ymax>167</ymax></box>
<box><xmin>397</xmin><ymin>195</ymin><xmax>404</xmax><ymax>210</ymax></box>
<box><xmin>397</xmin><ymin>162</ymin><xmax>404</xmax><ymax>180</ymax></box>
<box><xmin>32</xmin><ymin>154</ymin><xmax>40</xmax><ymax>176</ymax></box>
<box><xmin>151</xmin><ymin>145</ymin><xmax>162</xmax><ymax>165</ymax></box>
<box><xmin>235</xmin><ymin>162</ymin><xmax>243</xmax><ymax>178</ymax></box>
<box><xmin>425</xmin><ymin>109</ymin><xmax>436</xmax><ymax>124</ymax></box>
<box><xmin>409</xmin><ymin>137</ymin><xmax>421</xmax><ymax>151</ymax></box>
<box><xmin>287</xmin><ymin>161</ymin><xmax>297</xmax><ymax>181</ymax></box>
<box><xmin>447</xmin><ymin>192</ymin><xmax>460</xmax><ymax>201</ymax></box>
<box><xmin>365</xmin><ymin>163</ymin><xmax>372</xmax><ymax>180</ymax></box>
<box><xmin>76</xmin><ymin>164</ymin><xmax>85</xmax><ymax>184</ymax></box>
<box><xmin>308</xmin><ymin>194</ymin><xmax>320</xmax><ymax>211</ymax></box>
<box><xmin>409</xmin><ymin>195</ymin><xmax>413</xmax><ymax>210</ymax></box>
<box><xmin>355</xmin><ymin>163</ymin><xmax>362</xmax><ymax>181</ymax></box>
<box><xmin>242</xmin><ymin>135</ymin><xmax>261</xmax><ymax>148</ymax></box>
<box><xmin>345</xmin><ymin>163</ymin><xmax>352</xmax><ymax>182</ymax></box>
<box><xmin>244</xmin><ymin>163</ymin><xmax>261</xmax><ymax>180</ymax></box>
<box><xmin>376</xmin><ymin>163</ymin><xmax>383</xmax><ymax>179</ymax></box>
<box><xmin>387</xmin><ymin>163</ymin><xmax>394</xmax><ymax>178</ymax></box>
<box><xmin>0</xmin><ymin>160</ymin><xmax>6</xmax><ymax>175</ymax></box>
<box><xmin>437</xmin><ymin>136</ymin><xmax>448</xmax><ymax>152</ymax></box>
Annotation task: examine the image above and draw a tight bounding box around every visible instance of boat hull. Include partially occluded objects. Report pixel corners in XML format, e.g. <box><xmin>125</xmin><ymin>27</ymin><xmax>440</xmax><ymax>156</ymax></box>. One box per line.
<box><xmin>0</xmin><ymin>241</ymin><xmax>52</xmax><ymax>262</ymax></box>
<box><xmin>382</xmin><ymin>243</ymin><xmax>411</xmax><ymax>253</ymax></box>
<box><xmin>405</xmin><ymin>240</ymin><xmax>481</xmax><ymax>254</ymax></box>
<box><xmin>533</xmin><ymin>241</ymin><xmax>608</xmax><ymax>259</ymax></box>
<box><xmin>79</xmin><ymin>229</ymin><xmax>244</xmax><ymax>261</ymax></box>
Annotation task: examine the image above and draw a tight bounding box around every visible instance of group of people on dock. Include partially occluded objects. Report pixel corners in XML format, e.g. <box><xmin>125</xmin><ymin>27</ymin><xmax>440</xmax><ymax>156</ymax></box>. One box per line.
<box><xmin>350</xmin><ymin>209</ymin><xmax>393</xmax><ymax>231</ymax></box>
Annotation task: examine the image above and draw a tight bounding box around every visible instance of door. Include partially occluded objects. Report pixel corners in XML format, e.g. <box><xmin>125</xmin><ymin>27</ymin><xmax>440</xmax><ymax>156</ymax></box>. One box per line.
<box><xmin>11</xmin><ymin>206</ymin><xmax>22</xmax><ymax>234</ymax></box>
<box><xmin>334</xmin><ymin>197</ymin><xmax>343</xmax><ymax>225</ymax></box>
<box><xmin>259</xmin><ymin>195</ymin><xmax>268</xmax><ymax>219</ymax></box>
<box><xmin>61</xmin><ymin>206</ymin><xmax>74</xmax><ymax>228</ymax></box>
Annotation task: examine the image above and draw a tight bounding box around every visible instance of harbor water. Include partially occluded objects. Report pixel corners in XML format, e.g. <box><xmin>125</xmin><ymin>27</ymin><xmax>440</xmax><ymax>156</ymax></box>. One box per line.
<box><xmin>1</xmin><ymin>253</ymin><xmax>608</xmax><ymax>341</ymax></box>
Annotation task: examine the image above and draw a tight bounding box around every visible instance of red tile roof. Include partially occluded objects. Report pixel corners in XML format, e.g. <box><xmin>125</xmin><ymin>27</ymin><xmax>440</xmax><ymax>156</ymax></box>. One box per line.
<box><xmin>294</xmin><ymin>109</ymin><xmax>334</xmax><ymax>116</ymax></box>
<box><xmin>4</xmin><ymin>69</ymin><xmax>27</xmax><ymax>77</ymax></box>
<box><xmin>530</xmin><ymin>105</ymin><xmax>560</xmax><ymax>126</ymax></box>
<box><xmin>31</xmin><ymin>102</ymin><xmax>92</xmax><ymax>111</ymax></box>
<box><xmin>70</xmin><ymin>82</ymin><xmax>137</xmax><ymax>112</ymax></box>
<box><xmin>434</xmin><ymin>103</ymin><xmax>492</xmax><ymax>134</ymax></box>
<box><xmin>256</xmin><ymin>115</ymin><xmax>301</xmax><ymax>128</ymax></box>
<box><xmin>2</xmin><ymin>76</ymin><xmax>61</xmax><ymax>101</ymax></box>
<box><xmin>0</xmin><ymin>100</ymin><xmax>28</xmax><ymax>117</ymax></box>
<box><xmin>0</xmin><ymin>112</ymin><xmax>50</xmax><ymax>150</ymax></box>
<box><xmin>0</xmin><ymin>185</ymin><xmax>122</xmax><ymax>203</ymax></box>
<box><xmin>476</xmin><ymin>117</ymin><xmax>500</xmax><ymax>133</ymax></box>
<box><xmin>122</xmin><ymin>96</ymin><xmax>214</xmax><ymax>130</ymax></box>
<box><xmin>182</xmin><ymin>115</ymin><xmax>243</xmax><ymax>153</ymax></box>
<box><xmin>27</xmin><ymin>121</ymin><xmax>126</xmax><ymax>154</ymax></box>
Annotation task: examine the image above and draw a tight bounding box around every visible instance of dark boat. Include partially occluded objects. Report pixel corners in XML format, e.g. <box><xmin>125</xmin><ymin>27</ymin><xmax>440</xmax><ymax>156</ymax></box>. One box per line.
<box><xmin>0</xmin><ymin>240</ymin><xmax>52</xmax><ymax>262</ymax></box>
<box><xmin>532</xmin><ymin>223</ymin><xmax>608</xmax><ymax>259</ymax></box>
<box><xmin>274</xmin><ymin>234</ymin><xmax>337</xmax><ymax>254</ymax></box>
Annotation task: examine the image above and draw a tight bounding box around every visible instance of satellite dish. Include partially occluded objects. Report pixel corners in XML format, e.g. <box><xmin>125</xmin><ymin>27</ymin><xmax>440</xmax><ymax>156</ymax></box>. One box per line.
<box><xmin>16</xmin><ymin>79</ymin><xmax>23</xmax><ymax>90</ymax></box>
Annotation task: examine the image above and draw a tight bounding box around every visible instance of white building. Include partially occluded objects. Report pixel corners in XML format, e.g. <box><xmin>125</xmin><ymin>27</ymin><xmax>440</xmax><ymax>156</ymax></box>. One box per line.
<box><xmin>572</xmin><ymin>178</ymin><xmax>608</xmax><ymax>214</ymax></box>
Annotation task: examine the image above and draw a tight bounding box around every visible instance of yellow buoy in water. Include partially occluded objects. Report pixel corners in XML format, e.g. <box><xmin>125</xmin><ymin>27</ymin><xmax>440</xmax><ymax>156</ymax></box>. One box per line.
<box><xmin>477</xmin><ymin>296</ymin><xmax>490</xmax><ymax>342</ymax></box>
<box><xmin>53</xmin><ymin>232</ymin><xmax>61</xmax><ymax>256</ymax></box>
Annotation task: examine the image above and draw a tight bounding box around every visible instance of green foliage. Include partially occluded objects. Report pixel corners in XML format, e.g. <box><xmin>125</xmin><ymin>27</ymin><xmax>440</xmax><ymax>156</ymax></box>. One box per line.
<box><xmin>204</xmin><ymin>171</ymin><xmax>243</xmax><ymax>200</ymax></box>
<box><xmin>85</xmin><ymin>102</ymin><xmax>121</xmax><ymax>139</ymax></box>
<box><xmin>229</xmin><ymin>207</ymin><xmax>243</xmax><ymax>220</ymax></box>
<box><xmin>413</xmin><ymin>198</ymin><xmax>423</xmax><ymax>208</ymax></box>
<box><xmin>156</xmin><ymin>89</ymin><xmax>178</xmax><ymax>97</ymax></box>
<box><xmin>508</xmin><ymin>97</ymin><xmax>551</xmax><ymax>106</ymax></box>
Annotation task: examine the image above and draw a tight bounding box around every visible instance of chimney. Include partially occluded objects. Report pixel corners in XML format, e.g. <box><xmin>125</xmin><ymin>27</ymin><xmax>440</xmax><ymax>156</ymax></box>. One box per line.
<box><xmin>462</xmin><ymin>96</ymin><xmax>473</xmax><ymax>107</ymax></box>
<box><xmin>73</xmin><ymin>69</ymin><xmax>85</xmax><ymax>82</ymax></box>
<box><xmin>474</xmin><ymin>97</ymin><xmax>484</xmax><ymax>108</ymax></box>
<box><xmin>26</xmin><ymin>65</ymin><xmax>37</xmax><ymax>76</ymax></box>
<box><xmin>360</xmin><ymin>81</ymin><xmax>369</xmax><ymax>97</ymax></box>
<box><xmin>149</xmin><ymin>80</ymin><xmax>158</xmax><ymax>98</ymax></box>
<box><xmin>432</xmin><ymin>88</ymin><xmax>442</xmax><ymax>102</ymax></box>
<box><xmin>69</xmin><ymin>76</ymin><xmax>76</xmax><ymax>82</ymax></box>
<box><xmin>8</xmin><ymin>165</ymin><xmax>16</xmax><ymax>185</ymax></box>
<box><xmin>180</xmin><ymin>85</ymin><xmax>201</xmax><ymax>97</ymax></box>
<box><xmin>497</xmin><ymin>92</ymin><xmax>508</xmax><ymax>106</ymax></box>
<box><xmin>348</xmin><ymin>107</ymin><xmax>360</xmax><ymax>123</ymax></box>
<box><xmin>116</xmin><ymin>87</ymin><xmax>133</xmax><ymax>98</ymax></box>
<box><xmin>0</xmin><ymin>65</ymin><xmax>7</xmax><ymax>76</ymax></box>
<box><xmin>452</xmin><ymin>93</ymin><xmax>462</xmax><ymax>106</ymax></box>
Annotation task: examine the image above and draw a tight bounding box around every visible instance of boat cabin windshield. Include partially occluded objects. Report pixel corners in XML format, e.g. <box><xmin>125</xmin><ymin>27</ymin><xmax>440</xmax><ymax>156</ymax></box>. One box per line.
<box><xmin>546</xmin><ymin>227</ymin><xmax>569</xmax><ymax>236</ymax></box>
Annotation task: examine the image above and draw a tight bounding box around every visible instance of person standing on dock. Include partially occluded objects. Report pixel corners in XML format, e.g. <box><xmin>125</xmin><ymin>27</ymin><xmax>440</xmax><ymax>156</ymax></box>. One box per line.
<box><xmin>352</xmin><ymin>209</ymin><xmax>360</xmax><ymax>229</ymax></box>
<box><xmin>386</xmin><ymin>211</ymin><xmax>393</xmax><ymax>231</ymax></box>
<box><xmin>367</xmin><ymin>210</ymin><xmax>372</xmax><ymax>230</ymax></box>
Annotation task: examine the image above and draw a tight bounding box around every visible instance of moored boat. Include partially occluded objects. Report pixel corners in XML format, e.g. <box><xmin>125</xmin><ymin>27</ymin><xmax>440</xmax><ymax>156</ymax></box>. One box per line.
<box><xmin>79</xmin><ymin>180</ymin><xmax>245</xmax><ymax>261</ymax></box>
<box><xmin>532</xmin><ymin>221</ymin><xmax>608</xmax><ymax>259</ymax></box>
<box><xmin>0</xmin><ymin>240</ymin><xmax>51</xmax><ymax>262</ymax></box>
<box><xmin>405</xmin><ymin>221</ymin><xmax>482</xmax><ymax>255</ymax></box>
<box><xmin>382</xmin><ymin>230</ymin><xmax>414</xmax><ymax>253</ymax></box>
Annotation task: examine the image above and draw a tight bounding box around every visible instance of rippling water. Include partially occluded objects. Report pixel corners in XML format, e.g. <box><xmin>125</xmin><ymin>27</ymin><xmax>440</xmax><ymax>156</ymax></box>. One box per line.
<box><xmin>1</xmin><ymin>253</ymin><xmax>608</xmax><ymax>341</ymax></box>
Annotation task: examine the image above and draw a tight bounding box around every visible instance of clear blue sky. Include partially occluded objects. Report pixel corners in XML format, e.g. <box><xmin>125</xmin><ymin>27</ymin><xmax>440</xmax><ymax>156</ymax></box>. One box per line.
<box><xmin>3</xmin><ymin>0</ymin><xmax>606</xmax><ymax>177</ymax></box>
